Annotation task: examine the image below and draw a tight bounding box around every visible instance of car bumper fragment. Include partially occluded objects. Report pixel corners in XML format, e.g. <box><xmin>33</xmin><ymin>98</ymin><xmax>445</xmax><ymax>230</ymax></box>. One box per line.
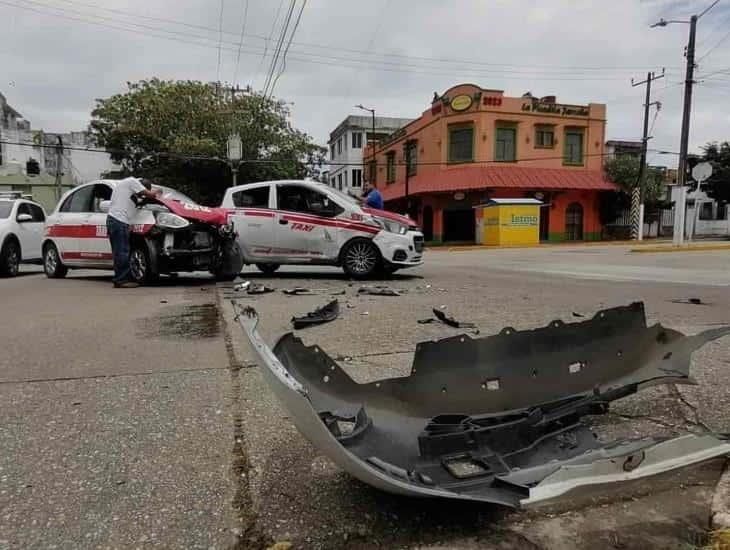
<box><xmin>235</xmin><ymin>301</ymin><xmax>730</xmax><ymax>507</ymax></box>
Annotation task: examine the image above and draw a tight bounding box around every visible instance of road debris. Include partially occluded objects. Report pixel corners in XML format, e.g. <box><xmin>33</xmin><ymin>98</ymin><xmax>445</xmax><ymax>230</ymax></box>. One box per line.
<box><xmin>236</xmin><ymin>301</ymin><xmax>730</xmax><ymax>507</ymax></box>
<box><xmin>247</xmin><ymin>283</ymin><xmax>275</xmax><ymax>295</ymax></box>
<box><xmin>282</xmin><ymin>287</ymin><xmax>315</xmax><ymax>295</ymax></box>
<box><xmin>671</xmin><ymin>297</ymin><xmax>710</xmax><ymax>305</ymax></box>
<box><xmin>433</xmin><ymin>308</ymin><xmax>476</xmax><ymax>328</ymax></box>
<box><xmin>358</xmin><ymin>286</ymin><xmax>401</xmax><ymax>296</ymax></box>
<box><xmin>234</xmin><ymin>281</ymin><xmax>251</xmax><ymax>292</ymax></box>
<box><xmin>291</xmin><ymin>300</ymin><xmax>340</xmax><ymax>329</ymax></box>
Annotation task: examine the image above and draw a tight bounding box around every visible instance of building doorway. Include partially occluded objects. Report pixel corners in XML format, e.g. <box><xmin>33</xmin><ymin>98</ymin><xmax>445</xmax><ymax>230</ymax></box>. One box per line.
<box><xmin>565</xmin><ymin>202</ymin><xmax>584</xmax><ymax>241</ymax></box>
<box><xmin>443</xmin><ymin>208</ymin><xmax>475</xmax><ymax>242</ymax></box>
<box><xmin>422</xmin><ymin>206</ymin><xmax>434</xmax><ymax>241</ymax></box>
<box><xmin>539</xmin><ymin>205</ymin><xmax>550</xmax><ymax>241</ymax></box>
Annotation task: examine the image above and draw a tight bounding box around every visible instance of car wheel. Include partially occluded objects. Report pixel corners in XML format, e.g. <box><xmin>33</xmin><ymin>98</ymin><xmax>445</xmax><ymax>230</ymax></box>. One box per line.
<box><xmin>341</xmin><ymin>239</ymin><xmax>381</xmax><ymax>278</ymax></box>
<box><xmin>256</xmin><ymin>263</ymin><xmax>280</xmax><ymax>275</ymax></box>
<box><xmin>0</xmin><ymin>239</ymin><xmax>20</xmax><ymax>277</ymax></box>
<box><xmin>130</xmin><ymin>242</ymin><xmax>158</xmax><ymax>284</ymax></box>
<box><xmin>43</xmin><ymin>243</ymin><xmax>68</xmax><ymax>278</ymax></box>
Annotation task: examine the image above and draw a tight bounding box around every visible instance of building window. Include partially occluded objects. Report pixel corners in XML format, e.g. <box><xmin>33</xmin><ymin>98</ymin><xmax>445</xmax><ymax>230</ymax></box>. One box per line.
<box><xmin>564</xmin><ymin>130</ymin><xmax>584</xmax><ymax>165</ymax></box>
<box><xmin>386</xmin><ymin>151</ymin><xmax>396</xmax><ymax>183</ymax></box>
<box><xmin>534</xmin><ymin>126</ymin><xmax>554</xmax><ymax>148</ymax></box>
<box><xmin>331</xmin><ymin>177</ymin><xmax>335</xmax><ymax>187</ymax></box>
<box><xmin>338</xmin><ymin>173</ymin><xmax>342</xmax><ymax>190</ymax></box>
<box><xmin>448</xmin><ymin>125</ymin><xmax>474</xmax><ymax>163</ymax></box>
<box><xmin>330</xmin><ymin>144</ymin><xmax>335</xmax><ymax>159</ymax></box>
<box><xmin>495</xmin><ymin>127</ymin><xmax>516</xmax><ymax>162</ymax></box>
<box><xmin>352</xmin><ymin>132</ymin><xmax>362</xmax><ymax>149</ymax></box>
<box><xmin>352</xmin><ymin>168</ymin><xmax>362</xmax><ymax>187</ymax></box>
<box><xmin>699</xmin><ymin>202</ymin><xmax>714</xmax><ymax>220</ymax></box>
<box><xmin>406</xmin><ymin>140</ymin><xmax>418</xmax><ymax>176</ymax></box>
<box><xmin>337</xmin><ymin>138</ymin><xmax>342</xmax><ymax>155</ymax></box>
<box><xmin>368</xmin><ymin>160</ymin><xmax>377</xmax><ymax>184</ymax></box>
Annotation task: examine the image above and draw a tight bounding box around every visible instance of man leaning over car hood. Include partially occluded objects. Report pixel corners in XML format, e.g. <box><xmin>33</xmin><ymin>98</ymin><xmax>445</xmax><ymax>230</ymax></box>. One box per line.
<box><xmin>107</xmin><ymin>177</ymin><xmax>160</xmax><ymax>288</ymax></box>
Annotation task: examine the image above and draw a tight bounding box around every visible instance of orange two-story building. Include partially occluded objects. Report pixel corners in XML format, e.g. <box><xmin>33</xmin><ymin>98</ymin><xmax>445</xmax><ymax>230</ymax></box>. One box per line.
<box><xmin>364</xmin><ymin>83</ymin><xmax>618</xmax><ymax>243</ymax></box>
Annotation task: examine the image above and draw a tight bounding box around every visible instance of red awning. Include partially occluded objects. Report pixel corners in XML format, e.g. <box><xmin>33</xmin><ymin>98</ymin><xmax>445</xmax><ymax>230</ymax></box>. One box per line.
<box><xmin>380</xmin><ymin>165</ymin><xmax>619</xmax><ymax>201</ymax></box>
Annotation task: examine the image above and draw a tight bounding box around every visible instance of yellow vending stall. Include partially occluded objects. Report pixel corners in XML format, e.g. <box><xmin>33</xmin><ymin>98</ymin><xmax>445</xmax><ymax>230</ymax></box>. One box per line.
<box><xmin>475</xmin><ymin>198</ymin><xmax>542</xmax><ymax>246</ymax></box>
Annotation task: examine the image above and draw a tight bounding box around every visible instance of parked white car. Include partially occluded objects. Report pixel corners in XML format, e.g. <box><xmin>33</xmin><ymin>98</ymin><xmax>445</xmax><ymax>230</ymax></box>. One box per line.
<box><xmin>0</xmin><ymin>193</ymin><xmax>46</xmax><ymax>277</ymax></box>
<box><xmin>221</xmin><ymin>180</ymin><xmax>424</xmax><ymax>277</ymax></box>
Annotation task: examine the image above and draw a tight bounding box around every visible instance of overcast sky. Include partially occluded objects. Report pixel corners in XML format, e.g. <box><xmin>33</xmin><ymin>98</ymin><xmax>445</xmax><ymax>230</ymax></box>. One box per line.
<box><xmin>2</xmin><ymin>0</ymin><xmax>730</xmax><ymax>167</ymax></box>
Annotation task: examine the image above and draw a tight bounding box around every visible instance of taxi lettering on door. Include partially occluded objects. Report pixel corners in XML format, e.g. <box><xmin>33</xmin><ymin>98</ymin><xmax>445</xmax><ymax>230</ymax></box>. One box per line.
<box><xmin>290</xmin><ymin>222</ymin><xmax>314</xmax><ymax>232</ymax></box>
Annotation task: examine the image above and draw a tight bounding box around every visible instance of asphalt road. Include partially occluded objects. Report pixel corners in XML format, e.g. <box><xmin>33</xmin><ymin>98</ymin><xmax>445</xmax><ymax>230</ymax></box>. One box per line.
<box><xmin>1</xmin><ymin>244</ymin><xmax>729</xmax><ymax>549</ymax></box>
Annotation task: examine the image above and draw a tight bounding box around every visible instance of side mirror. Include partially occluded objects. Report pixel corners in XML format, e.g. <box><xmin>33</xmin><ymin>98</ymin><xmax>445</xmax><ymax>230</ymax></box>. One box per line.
<box><xmin>99</xmin><ymin>200</ymin><xmax>111</xmax><ymax>213</ymax></box>
<box><xmin>16</xmin><ymin>213</ymin><xmax>33</xmax><ymax>223</ymax></box>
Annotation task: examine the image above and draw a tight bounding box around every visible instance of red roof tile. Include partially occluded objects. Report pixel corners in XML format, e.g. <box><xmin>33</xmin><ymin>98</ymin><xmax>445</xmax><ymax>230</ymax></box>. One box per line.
<box><xmin>380</xmin><ymin>165</ymin><xmax>618</xmax><ymax>201</ymax></box>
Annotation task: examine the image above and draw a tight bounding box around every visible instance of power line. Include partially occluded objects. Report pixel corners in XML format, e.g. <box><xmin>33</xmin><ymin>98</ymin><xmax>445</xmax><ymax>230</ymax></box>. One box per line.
<box><xmin>5</xmin><ymin>0</ymin><xmax>698</xmax><ymax>75</ymax></box>
<box><xmin>0</xmin><ymin>139</ymin><xmax>678</xmax><ymax>167</ymax></box>
<box><xmin>697</xmin><ymin>27</ymin><xmax>730</xmax><ymax>62</ymax></box>
<box><xmin>262</xmin><ymin>0</ymin><xmax>296</xmax><ymax>97</ymax></box>
<box><xmin>0</xmin><ymin>0</ymin><xmax>683</xmax><ymax>83</ymax></box>
<box><xmin>267</xmin><ymin>0</ymin><xmax>307</xmax><ymax>98</ymax></box>
<box><xmin>255</xmin><ymin>0</ymin><xmax>285</xmax><ymax>87</ymax></box>
<box><xmin>232</xmin><ymin>0</ymin><xmax>249</xmax><ymax>85</ymax></box>
<box><xmin>216</xmin><ymin>0</ymin><xmax>225</xmax><ymax>82</ymax></box>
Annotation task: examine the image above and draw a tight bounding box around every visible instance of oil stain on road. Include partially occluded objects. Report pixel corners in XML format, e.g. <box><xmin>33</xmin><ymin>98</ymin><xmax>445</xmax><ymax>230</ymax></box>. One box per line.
<box><xmin>138</xmin><ymin>303</ymin><xmax>220</xmax><ymax>339</ymax></box>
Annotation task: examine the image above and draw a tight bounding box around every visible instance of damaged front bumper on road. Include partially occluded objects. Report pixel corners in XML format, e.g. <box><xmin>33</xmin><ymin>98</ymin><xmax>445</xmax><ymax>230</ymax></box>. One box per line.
<box><xmin>235</xmin><ymin>301</ymin><xmax>730</xmax><ymax>507</ymax></box>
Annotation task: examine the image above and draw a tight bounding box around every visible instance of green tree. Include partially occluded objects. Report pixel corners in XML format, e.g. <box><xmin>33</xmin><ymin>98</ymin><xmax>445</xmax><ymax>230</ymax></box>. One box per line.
<box><xmin>90</xmin><ymin>79</ymin><xmax>325</xmax><ymax>204</ymax></box>
<box><xmin>603</xmin><ymin>155</ymin><xmax>668</xmax><ymax>223</ymax></box>
<box><xmin>700</xmin><ymin>141</ymin><xmax>730</xmax><ymax>204</ymax></box>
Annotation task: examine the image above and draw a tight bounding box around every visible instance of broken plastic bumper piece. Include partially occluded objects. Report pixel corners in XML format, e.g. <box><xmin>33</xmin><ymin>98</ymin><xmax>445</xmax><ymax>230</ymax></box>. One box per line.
<box><xmin>235</xmin><ymin>301</ymin><xmax>730</xmax><ymax>507</ymax></box>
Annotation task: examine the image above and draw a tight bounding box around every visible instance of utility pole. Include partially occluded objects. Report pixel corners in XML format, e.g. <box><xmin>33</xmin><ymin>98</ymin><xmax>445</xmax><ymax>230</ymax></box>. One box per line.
<box><xmin>355</xmin><ymin>104</ymin><xmax>376</xmax><ymax>188</ymax></box>
<box><xmin>54</xmin><ymin>136</ymin><xmax>63</xmax><ymax>203</ymax></box>
<box><xmin>630</xmin><ymin>69</ymin><xmax>664</xmax><ymax>240</ymax></box>
<box><xmin>652</xmin><ymin>0</ymin><xmax>718</xmax><ymax>245</ymax></box>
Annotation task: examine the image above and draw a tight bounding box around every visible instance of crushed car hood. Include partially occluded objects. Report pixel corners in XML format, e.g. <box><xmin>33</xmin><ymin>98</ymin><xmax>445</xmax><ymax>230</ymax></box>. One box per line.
<box><xmin>236</xmin><ymin>302</ymin><xmax>730</xmax><ymax>507</ymax></box>
<box><xmin>158</xmin><ymin>197</ymin><xmax>229</xmax><ymax>225</ymax></box>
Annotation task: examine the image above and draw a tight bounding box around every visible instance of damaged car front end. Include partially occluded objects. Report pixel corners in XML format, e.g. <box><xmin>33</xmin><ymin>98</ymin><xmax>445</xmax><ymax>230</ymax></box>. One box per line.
<box><xmin>235</xmin><ymin>302</ymin><xmax>730</xmax><ymax>507</ymax></box>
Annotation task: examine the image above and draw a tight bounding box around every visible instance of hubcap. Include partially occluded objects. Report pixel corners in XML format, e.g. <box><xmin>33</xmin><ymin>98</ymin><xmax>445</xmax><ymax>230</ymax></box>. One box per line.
<box><xmin>345</xmin><ymin>242</ymin><xmax>377</xmax><ymax>275</ymax></box>
<box><xmin>45</xmin><ymin>248</ymin><xmax>57</xmax><ymax>274</ymax></box>
<box><xmin>130</xmin><ymin>249</ymin><xmax>146</xmax><ymax>281</ymax></box>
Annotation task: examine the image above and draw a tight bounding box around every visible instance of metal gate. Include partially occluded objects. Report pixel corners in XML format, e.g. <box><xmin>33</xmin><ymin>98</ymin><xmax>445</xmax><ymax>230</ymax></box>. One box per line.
<box><xmin>565</xmin><ymin>202</ymin><xmax>584</xmax><ymax>241</ymax></box>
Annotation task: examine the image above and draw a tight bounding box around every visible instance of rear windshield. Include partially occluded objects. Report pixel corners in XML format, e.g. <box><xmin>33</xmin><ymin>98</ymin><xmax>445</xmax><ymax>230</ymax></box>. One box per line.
<box><xmin>0</xmin><ymin>202</ymin><xmax>12</xmax><ymax>219</ymax></box>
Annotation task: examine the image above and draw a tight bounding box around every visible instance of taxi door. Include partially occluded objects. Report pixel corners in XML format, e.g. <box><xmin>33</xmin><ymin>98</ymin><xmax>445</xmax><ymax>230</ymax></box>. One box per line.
<box><xmin>273</xmin><ymin>183</ymin><xmax>342</xmax><ymax>261</ymax></box>
<box><xmin>79</xmin><ymin>183</ymin><xmax>114</xmax><ymax>266</ymax></box>
<box><xmin>227</xmin><ymin>184</ymin><xmax>276</xmax><ymax>261</ymax></box>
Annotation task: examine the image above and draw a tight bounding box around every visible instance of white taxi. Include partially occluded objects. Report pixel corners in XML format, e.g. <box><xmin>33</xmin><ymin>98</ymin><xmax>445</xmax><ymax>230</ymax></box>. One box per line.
<box><xmin>221</xmin><ymin>180</ymin><xmax>424</xmax><ymax>277</ymax></box>
<box><xmin>0</xmin><ymin>193</ymin><xmax>46</xmax><ymax>277</ymax></box>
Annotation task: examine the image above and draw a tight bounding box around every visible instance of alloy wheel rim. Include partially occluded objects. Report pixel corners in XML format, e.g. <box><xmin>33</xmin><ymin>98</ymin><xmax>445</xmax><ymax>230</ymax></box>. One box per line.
<box><xmin>8</xmin><ymin>247</ymin><xmax>19</xmax><ymax>275</ymax></box>
<box><xmin>45</xmin><ymin>248</ymin><xmax>57</xmax><ymax>273</ymax></box>
<box><xmin>346</xmin><ymin>242</ymin><xmax>377</xmax><ymax>274</ymax></box>
<box><xmin>130</xmin><ymin>249</ymin><xmax>146</xmax><ymax>280</ymax></box>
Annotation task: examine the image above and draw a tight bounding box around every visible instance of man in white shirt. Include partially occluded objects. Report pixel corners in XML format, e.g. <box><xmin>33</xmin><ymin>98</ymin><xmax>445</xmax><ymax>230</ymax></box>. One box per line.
<box><xmin>107</xmin><ymin>177</ymin><xmax>159</xmax><ymax>288</ymax></box>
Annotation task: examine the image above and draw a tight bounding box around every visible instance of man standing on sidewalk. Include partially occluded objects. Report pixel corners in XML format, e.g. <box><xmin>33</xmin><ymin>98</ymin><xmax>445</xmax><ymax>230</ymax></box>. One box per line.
<box><xmin>107</xmin><ymin>177</ymin><xmax>159</xmax><ymax>288</ymax></box>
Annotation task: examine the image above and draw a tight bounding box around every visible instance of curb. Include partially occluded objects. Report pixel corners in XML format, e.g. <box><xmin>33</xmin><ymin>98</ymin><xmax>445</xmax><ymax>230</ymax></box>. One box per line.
<box><xmin>630</xmin><ymin>243</ymin><xmax>730</xmax><ymax>254</ymax></box>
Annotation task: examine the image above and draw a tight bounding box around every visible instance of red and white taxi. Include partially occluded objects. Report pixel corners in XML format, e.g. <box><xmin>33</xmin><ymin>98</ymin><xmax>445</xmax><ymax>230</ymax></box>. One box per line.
<box><xmin>221</xmin><ymin>180</ymin><xmax>423</xmax><ymax>277</ymax></box>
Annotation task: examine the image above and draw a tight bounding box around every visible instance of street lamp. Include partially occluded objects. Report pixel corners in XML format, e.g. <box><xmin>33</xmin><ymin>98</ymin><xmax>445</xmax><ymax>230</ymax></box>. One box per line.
<box><xmin>227</xmin><ymin>133</ymin><xmax>242</xmax><ymax>187</ymax></box>
<box><xmin>355</xmin><ymin>104</ymin><xmax>376</xmax><ymax>189</ymax></box>
<box><xmin>651</xmin><ymin>0</ymin><xmax>719</xmax><ymax>244</ymax></box>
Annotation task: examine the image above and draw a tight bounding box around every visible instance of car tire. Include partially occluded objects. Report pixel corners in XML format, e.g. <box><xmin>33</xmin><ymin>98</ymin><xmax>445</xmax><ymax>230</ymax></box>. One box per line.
<box><xmin>213</xmin><ymin>241</ymin><xmax>245</xmax><ymax>281</ymax></box>
<box><xmin>43</xmin><ymin>242</ymin><xmax>68</xmax><ymax>279</ymax></box>
<box><xmin>341</xmin><ymin>238</ymin><xmax>381</xmax><ymax>279</ymax></box>
<box><xmin>256</xmin><ymin>263</ymin><xmax>280</xmax><ymax>275</ymax></box>
<box><xmin>0</xmin><ymin>239</ymin><xmax>21</xmax><ymax>277</ymax></box>
<box><xmin>130</xmin><ymin>240</ymin><xmax>158</xmax><ymax>285</ymax></box>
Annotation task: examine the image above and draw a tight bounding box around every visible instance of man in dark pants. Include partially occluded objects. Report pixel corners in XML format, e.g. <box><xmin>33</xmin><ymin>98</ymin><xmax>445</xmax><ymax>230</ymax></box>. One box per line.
<box><xmin>107</xmin><ymin>177</ymin><xmax>159</xmax><ymax>288</ymax></box>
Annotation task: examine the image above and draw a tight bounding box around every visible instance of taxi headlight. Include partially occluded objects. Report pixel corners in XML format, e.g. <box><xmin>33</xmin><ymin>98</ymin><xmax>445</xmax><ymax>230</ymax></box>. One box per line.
<box><xmin>155</xmin><ymin>212</ymin><xmax>190</xmax><ymax>230</ymax></box>
<box><xmin>373</xmin><ymin>216</ymin><xmax>407</xmax><ymax>235</ymax></box>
